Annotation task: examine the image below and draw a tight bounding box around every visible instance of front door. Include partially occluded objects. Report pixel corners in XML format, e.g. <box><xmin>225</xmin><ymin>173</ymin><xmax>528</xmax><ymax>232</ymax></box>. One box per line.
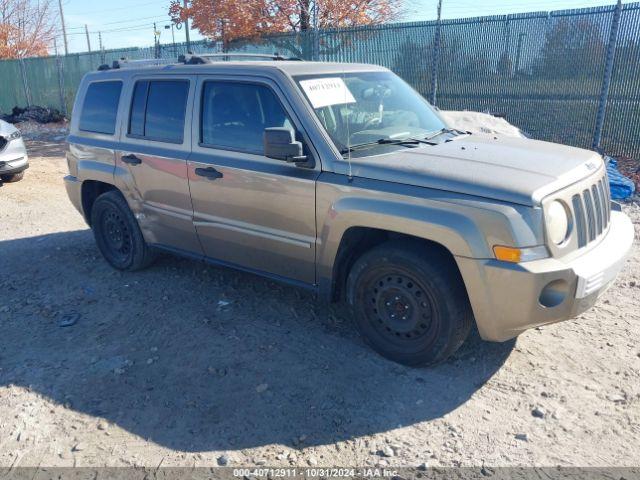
<box><xmin>188</xmin><ymin>77</ymin><xmax>319</xmax><ymax>284</ymax></box>
<box><xmin>115</xmin><ymin>75</ymin><xmax>202</xmax><ymax>254</ymax></box>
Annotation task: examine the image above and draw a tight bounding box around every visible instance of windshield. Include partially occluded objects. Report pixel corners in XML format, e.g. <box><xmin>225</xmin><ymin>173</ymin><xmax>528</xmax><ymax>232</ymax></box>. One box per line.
<box><xmin>294</xmin><ymin>71</ymin><xmax>447</xmax><ymax>158</ymax></box>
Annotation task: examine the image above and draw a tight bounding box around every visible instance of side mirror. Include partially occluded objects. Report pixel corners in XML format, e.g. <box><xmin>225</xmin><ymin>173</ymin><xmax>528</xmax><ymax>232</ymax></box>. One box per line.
<box><xmin>264</xmin><ymin>127</ymin><xmax>308</xmax><ymax>164</ymax></box>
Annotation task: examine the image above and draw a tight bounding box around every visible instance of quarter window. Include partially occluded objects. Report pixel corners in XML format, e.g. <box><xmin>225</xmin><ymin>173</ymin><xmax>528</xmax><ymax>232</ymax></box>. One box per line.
<box><xmin>79</xmin><ymin>81</ymin><xmax>122</xmax><ymax>135</ymax></box>
<box><xmin>128</xmin><ymin>80</ymin><xmax>189</xmax><ymax>143</ymax></box>
<box><xmin>200</xmin><ymin>82</ymin><xmax>294</xmax><ymax>155</ymax></box>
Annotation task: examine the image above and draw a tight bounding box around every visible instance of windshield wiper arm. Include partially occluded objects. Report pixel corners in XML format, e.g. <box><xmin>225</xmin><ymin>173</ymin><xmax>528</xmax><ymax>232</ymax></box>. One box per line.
<box><xmin>340</xmin><ymin>138</ymin><xmax>421</xmax><ymax>155</ymax></box>
<box><xmin>423</xmin><ymin>127</ymin><xmax>468</xmax><ymax>142</ymax></box>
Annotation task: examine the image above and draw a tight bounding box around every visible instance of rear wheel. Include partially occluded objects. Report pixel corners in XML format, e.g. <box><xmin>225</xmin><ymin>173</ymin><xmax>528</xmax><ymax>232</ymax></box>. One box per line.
<box><xmin>1</xmin><ymin>171</ymin><xmax>24</xmax><ymax>182</ymax></box>
<box><xmin>91</xmin><ymin>190</ymin><xmax>156</xmax><ymax>271</ymax></box>
<box><xmin>347</xmin><ymin>241</ymin><xmax>473</xmax><ymax>366</ymax></box>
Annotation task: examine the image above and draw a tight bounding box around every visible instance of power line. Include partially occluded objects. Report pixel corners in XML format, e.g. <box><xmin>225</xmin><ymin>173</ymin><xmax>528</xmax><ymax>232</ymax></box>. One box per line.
<box><xmin>54</xmin><ymin>22</ymin><xmax>160</xmax><ymax>37</ymax></box>
<box><xmin>65</xmin><ymin>15</ymin><xmax>172</xmax><ymax>31</ymax></box>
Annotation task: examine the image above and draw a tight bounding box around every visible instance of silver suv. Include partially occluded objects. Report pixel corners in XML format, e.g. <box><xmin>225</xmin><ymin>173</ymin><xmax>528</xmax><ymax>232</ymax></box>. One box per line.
<box><xmin>0</xmin><ymin>120</ymin><xmax>28</xmax><ymax>182</ymax></box>
<box><xmin>64</xmin><ymin>55</ymin><xmax>634</xmax><ymax>366</ymax></box>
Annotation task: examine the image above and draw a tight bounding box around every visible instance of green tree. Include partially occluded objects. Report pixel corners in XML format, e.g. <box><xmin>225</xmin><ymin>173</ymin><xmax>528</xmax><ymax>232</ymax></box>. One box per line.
<box><xmin>538</xmin><ymin>19</ymin><xmax>606</xmax><ymax>78</ymax></box>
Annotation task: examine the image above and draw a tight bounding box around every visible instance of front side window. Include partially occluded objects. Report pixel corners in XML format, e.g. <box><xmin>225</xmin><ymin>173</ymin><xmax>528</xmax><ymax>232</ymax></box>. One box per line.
<box><xmin>128</xmin><ymin>79</ymin><xmax>189</xmax><ymax>143</ymax></box>
<box><xmin>200</xmin><ymin>81</ymin><xmax>294</xmax><ymax>155</ymax></box>
<box><xmin>295</xmin><ymin>72</ymin><xmax>447</xmax><ymax>158</ymax></box>
<box><xmin>79</xmin><ymin>81</ymin><xmax>122</xmax><ymax>135</ymax></box>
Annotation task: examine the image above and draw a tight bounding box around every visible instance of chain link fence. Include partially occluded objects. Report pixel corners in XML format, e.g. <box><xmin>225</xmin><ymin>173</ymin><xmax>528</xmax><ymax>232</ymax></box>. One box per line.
<box><xmin>1</xmin><ymin>2</ymin><xmax>639</xmax><ymax>158</ymax></box>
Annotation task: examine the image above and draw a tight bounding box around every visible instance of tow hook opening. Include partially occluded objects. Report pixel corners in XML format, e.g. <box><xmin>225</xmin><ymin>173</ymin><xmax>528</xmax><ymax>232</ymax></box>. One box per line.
<box><xmin>539</xmin><ymin>279</ymin><xmax>569</xmax><ymax>308</ymax></box>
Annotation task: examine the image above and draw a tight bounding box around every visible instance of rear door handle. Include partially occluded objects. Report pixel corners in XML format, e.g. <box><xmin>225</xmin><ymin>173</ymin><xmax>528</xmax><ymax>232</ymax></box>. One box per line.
<box><xmin>195</xmin><ymin>167</ymin><xmax>223</xmax><ymax>180</ymax></box>
<box><xmin>121</xmin><ymin>154</ymin><xmax>142</xmax><ymax>165</ymax></box>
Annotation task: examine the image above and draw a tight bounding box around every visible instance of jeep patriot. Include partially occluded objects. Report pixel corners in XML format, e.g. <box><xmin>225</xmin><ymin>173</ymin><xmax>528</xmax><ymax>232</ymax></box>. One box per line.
<box><xmin>64</xmin><ymin>54</ymin><xmax>635</xmax><ymax>366</ymax></box>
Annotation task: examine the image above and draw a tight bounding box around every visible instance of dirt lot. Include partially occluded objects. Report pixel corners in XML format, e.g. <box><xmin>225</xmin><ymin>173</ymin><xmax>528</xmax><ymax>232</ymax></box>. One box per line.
<box><xmin>1</xmin><ymin>132</ymin><xmax>640</xmax><ymax>469</ymax></box>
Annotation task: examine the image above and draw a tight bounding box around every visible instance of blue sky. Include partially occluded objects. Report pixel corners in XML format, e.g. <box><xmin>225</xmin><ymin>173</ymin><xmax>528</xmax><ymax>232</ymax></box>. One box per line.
<box><xmin>59</xmin><ymin>0</ymin><xmax>631</xmax><ymax>53</ymax></box>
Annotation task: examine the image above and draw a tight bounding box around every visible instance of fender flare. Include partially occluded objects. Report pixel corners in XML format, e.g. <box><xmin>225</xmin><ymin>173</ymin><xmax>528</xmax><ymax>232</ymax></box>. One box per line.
<box><xmin>317</xmin><ymin>196</ymin><xmax>491</xmax><ymax>287</ymax></box>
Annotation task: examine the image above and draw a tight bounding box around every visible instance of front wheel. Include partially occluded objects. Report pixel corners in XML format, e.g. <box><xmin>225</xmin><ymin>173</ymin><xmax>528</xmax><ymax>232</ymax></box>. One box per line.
<box><xmin>91</xmin><ymin>190</ymin><xmax>156</xmax><ymax>271</ymax></box>
<box><xmin>347</xmin><ymin>241</ymin><xmax>473</xmax><ymax>366</ymax></box>
<box><xmin>1</xmin><ymin>171</ymin><xmax>25</xmax><ymax>182</ymax></box>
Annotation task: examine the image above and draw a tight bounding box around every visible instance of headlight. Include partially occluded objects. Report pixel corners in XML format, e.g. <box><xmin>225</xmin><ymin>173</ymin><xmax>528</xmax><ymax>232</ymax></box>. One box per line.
<box><xmin>546</xmin><ymin>200</ymin><xmax>570</xmax><ymax>245</ymax></box>
<box><xmin>7</xmin><ymin>130</ymin><xmax>21</xmax><ymax>141</ymax></box>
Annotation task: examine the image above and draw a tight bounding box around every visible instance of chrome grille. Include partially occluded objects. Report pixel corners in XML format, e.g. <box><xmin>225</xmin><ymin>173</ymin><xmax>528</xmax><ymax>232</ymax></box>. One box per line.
<box><xmin>572</xmin><ymin>174</ymin><xmax>611</xmax><ymax>248</ymax></box>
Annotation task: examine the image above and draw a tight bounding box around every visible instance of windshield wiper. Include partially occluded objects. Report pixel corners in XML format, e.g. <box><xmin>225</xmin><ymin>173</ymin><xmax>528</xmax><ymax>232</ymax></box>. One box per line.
<box><xmin>423</xmin><ymin>127</ymin><xmax>468</xmax><ymax>142</ymax></box>
<box><xmin>340</xmin><ymin>138</ymin><xmax>422</xmax><ymax>155</ymax></box>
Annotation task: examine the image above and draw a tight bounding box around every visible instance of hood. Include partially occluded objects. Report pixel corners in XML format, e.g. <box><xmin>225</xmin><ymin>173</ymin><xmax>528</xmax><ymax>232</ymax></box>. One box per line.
<box><xmin>0</xmin><ymin>119</ymin><xmax>19</xmax><ymax>137</ymax></box>
<box><xmin>347</xmin><ymin>134</ymin><xmax>604</xmax><ymax>206</ymax></box>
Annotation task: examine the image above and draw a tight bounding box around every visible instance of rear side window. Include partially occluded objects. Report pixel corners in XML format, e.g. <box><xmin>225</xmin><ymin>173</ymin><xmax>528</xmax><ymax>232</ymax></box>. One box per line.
<box><xmin>128</xmin><ymin>80</ymin><xmax>189</xmax><ymax>143</ymax></box>
<box><xmin>79</xmin><ymin>81</ymin><xmax>122</xmax><ymax>135</ymax></box>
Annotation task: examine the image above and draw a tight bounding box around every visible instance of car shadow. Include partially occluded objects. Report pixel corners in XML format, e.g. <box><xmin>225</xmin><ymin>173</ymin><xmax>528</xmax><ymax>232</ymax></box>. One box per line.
<box><xmin>0</xmin><ymin>230</ymin><xmax>515</xmax><ymax>452</ymax></box>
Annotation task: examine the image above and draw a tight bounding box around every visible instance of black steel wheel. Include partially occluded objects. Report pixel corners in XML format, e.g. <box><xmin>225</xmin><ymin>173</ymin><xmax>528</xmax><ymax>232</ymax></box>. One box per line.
<box><xmin>347</xmin><ymin>240</ymin><xmax>473</xmax><ymax>366</ymax></box>
<box><xmin>364</xmin><ymin>268</ymin><xmax>440</xmax><ymax>346</ymax></box>
<box><xmin>91</xmin><ymin>190</ymin><xmax>156</xmax><ymax>271</ymax></box>
<box><xmin>100</xmin><ymin>208</ymin><xmax>133</xmax><ymax>264</ymax></box>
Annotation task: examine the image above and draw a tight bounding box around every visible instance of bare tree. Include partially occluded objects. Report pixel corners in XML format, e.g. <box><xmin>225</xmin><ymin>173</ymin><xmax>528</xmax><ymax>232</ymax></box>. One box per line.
<box><xmin>0</xmin><ymin>0</ymin><xmax>57</xmax><ymax>59</ymax></box>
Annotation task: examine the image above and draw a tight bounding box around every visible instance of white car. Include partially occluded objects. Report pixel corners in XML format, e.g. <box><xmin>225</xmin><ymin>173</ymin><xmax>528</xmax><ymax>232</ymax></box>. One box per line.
<box><xmin>0</xmin><ymin>120</ymin><xmax>28</xmax><ymax>182</ymax></box>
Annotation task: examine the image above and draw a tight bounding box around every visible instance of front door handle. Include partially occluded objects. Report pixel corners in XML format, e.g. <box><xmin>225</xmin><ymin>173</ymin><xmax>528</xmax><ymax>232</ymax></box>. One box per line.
<box><xmin>195</xmin><ymin>167</ymin><xmax>223</xmax><ymax>180</ymax></box>
<box><xmin>121</xmin><ymin>154</ymin><xmax>142</xmax><ymax>165</ymax></box>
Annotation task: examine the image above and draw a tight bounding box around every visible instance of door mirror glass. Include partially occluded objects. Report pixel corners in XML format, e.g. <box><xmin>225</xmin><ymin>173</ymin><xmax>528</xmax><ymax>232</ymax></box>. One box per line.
<box><xmin>264</xmin><ymin>127</ymin><xmax>306</xmax><ymax>163</ymax></box>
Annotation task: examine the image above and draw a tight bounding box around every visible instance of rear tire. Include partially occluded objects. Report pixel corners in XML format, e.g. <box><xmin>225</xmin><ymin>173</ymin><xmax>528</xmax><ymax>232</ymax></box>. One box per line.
<box><xmin>1</xmin><ymin>171</ymin><xmax>24</xmax><ymax>182</ymax></box>
<box><xmin>91</xmin><ymin>190</ymin><xmax>156</xmax><ymax>271</ymax></box>
<box><xmin>346</xmin><ymin>240</ymin><xmax>473</xmax><ymax>366</ymax></box>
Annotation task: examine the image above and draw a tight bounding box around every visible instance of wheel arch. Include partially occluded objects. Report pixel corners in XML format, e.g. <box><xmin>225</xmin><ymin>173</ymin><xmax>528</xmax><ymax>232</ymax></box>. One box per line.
<box><xmin>81</xmin><ymin>180</ymin><xmax>118</xmax><ymax>226</ymax></box>
<box><xmin>328</xmin><ymin>226</ymin><xmax>465</xmax><ymax>303</ymax></box>
<box><xmin>316</xmin><ymin>196</ymin><xmax>490</xmax><ymax>303</ymax></box>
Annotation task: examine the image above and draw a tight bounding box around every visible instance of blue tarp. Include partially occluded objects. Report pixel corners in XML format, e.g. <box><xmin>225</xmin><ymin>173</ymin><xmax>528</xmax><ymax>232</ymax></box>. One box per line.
<box><xmin>607</xmin><ymin>158</ymin><xmax>635</xmax><ymax>200</ymax></box>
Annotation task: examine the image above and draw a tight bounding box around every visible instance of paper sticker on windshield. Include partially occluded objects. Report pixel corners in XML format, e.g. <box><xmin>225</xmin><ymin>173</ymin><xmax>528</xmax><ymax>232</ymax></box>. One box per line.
<box><xmin>299</xmin><ymin>77</ymin><xmax>356</xmax><ymax>109</ymax></box>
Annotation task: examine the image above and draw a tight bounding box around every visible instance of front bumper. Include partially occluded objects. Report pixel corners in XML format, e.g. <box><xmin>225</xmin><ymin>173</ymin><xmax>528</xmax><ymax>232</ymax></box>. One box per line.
<box><xmin>0</xmin><ymin>156</ymin><xmax>29</xmax><ymax>175</ymax></box>
<box><xmin>0</xmin><ymin>137</ymin><xmax>29</xmax><ymax>174</ymax></box>
<box><xmin>457</xmin><ymin>209</ymin><xmax>635</xmax><ymax>342</ymax></box>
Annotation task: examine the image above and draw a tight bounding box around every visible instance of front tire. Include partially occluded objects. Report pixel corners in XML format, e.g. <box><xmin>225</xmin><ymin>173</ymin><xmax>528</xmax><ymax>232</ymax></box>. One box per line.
<box><xmin>91</xmin><ymin>190</ymin><xmax>156</xmax><ymax>271</ymax></box>
<box><xmin>1</xmin><ymin>171</ymin><xmax>24</xmax><ymax>182</ymax></box>
<box><xmin>347</xmin><ymin>241</ymin><xmax>473</xmax><ymax>366</ymax></box>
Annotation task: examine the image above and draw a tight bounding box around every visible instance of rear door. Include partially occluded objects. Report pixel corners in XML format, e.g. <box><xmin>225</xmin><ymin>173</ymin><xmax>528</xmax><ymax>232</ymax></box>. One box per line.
<box><xmin>115</xmin><ymin>75</ymin><xmax>202</xmax><ymax>254</ymax></box>
<box><xmin>188</xmin><ymin>76</ymin><xmax>320</xmax><ymax>284</ymax></box>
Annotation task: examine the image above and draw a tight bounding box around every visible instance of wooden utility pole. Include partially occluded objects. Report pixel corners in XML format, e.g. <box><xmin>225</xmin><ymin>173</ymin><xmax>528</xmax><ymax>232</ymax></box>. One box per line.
<box><xmin>57</xmin><ymin>0</ymin><xmax>69</xmax><ymax>55</ymax></box>
<box><xmin>98</xmin><ymin>31</ymin><xmax>105</xmax><ymax>64</ymax></box>
<box><xmin>154</xmin><ymin>22</ymin><xmax>160</xmax><ymax>58</ymax></box>
<box><xmin>183</xmin><ymin>0</ymin><xmax>191</xmax><ymax>52</ymax></box>
<box><xmin>85</xmin><ymin>25</ymin><xmax>92</xmax><ymax>52</ymax></box>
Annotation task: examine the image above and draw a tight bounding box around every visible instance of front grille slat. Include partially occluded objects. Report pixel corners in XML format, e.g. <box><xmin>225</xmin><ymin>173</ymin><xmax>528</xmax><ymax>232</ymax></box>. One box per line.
<box><xmin>583</xmin><ymin>189</ymin><xmax>596</xmax><ymax>242</ymax></box>
<box><xmin>592</xmin><ymin>184</ymin><xmax>603</xmax><ymax>235</ymax></box>
<box><xmin>597</xmin><ymin>180</ymin><xmax>608</xmax><ymax>230</ymax></box>
<box><xmin>603</xmin><ymin>174</ymin><xmax>611</xmax><ymax>223</ymax></box>
<box><xmin>572</xmin><ymin>194</ymin><xmax>587</xmax><ymax>247</ymax></box>
<box><xmin>562</xmin><ymin>170</ymin><xmax>611</xmax><ymax>251</ymax></box>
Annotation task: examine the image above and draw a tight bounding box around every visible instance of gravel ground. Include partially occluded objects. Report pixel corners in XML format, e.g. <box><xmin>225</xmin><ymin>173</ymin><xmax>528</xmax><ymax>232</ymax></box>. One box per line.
<box><xmin>1</xmin><ymin>135</ymin><xmax>639</xmax><ymax>469</ymax></box>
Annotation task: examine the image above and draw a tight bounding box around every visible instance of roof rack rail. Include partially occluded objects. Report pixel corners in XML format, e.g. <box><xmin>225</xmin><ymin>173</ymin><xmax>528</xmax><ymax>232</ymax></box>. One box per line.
<box><xmin>178</xmin><ymin>52</ymin><xmax>302</xmax><ymax>64</ymax></box>
<box><xmin>97</xmin><ymin>52</ymin><xmax>303</xmax><ymax>70</ymax></box>
<box><xmin>97</xmin><ymin>57</ymin><xmax>177</xmax><ymax>71</ymax></box>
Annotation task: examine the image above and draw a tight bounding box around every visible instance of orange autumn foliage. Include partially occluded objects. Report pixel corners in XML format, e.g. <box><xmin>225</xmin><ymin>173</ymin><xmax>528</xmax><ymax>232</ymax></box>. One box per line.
<box><xmin>169</xmin><ymin>0</ymin><xmax>401</xmax><ymax>45</ymax></box>
<box><xmin>0</xmin><ymin>0</ymin><xmax>56</xmax><ymax>59</ymax></box>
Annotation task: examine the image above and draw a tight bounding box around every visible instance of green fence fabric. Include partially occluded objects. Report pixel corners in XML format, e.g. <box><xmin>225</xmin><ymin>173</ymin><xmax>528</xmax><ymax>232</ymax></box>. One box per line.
<box><xmin>1</xmin><ymin>2</ymin><xmax>639</xmax><ymax>159</ymax></box>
